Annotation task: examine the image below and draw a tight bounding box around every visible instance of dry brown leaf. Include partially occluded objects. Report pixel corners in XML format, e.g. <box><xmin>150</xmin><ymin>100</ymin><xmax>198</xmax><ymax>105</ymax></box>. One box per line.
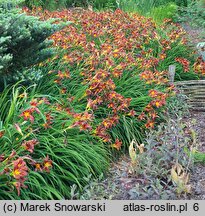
<box><xmin>137</xmin><ymin>143</ymin><xmax>144</xmax><ymax>154</ymax></box>
<box><xmin>129</xmin><ymin>140</ymin><xmax>137</xmax><ymax>163</ymax></box>
<box><xmin>171</xmin><ymin>163</ymin><xmax>191</xmax><ymax>194</ymax></box>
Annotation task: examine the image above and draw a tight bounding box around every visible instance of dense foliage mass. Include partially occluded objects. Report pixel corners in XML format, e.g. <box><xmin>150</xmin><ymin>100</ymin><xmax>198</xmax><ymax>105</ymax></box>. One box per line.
<box><xmin>0</xmin><ymin>2</ymin><xmax>204</xmax><ymax>199</ymax></box>
<box><xmin>23</xmin><ymin>0</ymin><xmax>189</xmax><ymax>10</ymax></box>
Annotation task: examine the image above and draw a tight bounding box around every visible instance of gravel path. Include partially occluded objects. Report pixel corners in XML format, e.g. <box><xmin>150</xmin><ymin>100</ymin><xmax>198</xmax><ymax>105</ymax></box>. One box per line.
<box><xmin>183</xmin><ymin>112</ymin><xmax>205</xmax><ymax>200</ymax></box>
<box><xmin>180</xmin><ymin>23</ymin><xmax>205</xmax><ymax>199</ymax></box>
<box><xmin>181</xmin><ymin>22</ymin><xmax>205</xmax><ymax>47</ymax></box>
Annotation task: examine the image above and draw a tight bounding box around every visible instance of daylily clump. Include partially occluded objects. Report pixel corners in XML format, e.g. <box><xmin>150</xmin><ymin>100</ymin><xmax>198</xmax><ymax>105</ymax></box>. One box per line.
<box><xmin>0</xmin><ymin>149</ymin><xmax>52</xmax><ymax>195</ymax></box>
<box><xmin>0</xmin><ymin>96</ymin><xmax>53</xmax><ymax>195</ymax></box>
<box><xmin>1</xmin><ymin>7</ymin><xmax>202</xmax><ymax>197</ymax></box>
<box><xmin>22</xmin><ymin>7</ymin><xmax>199</xmax><ymax>147</ymax></box>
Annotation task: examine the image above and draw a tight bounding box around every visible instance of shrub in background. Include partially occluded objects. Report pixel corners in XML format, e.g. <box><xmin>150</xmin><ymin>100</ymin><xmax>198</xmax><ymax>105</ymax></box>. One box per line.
<box><xmin>24</xmin><ymin>0</ymin><xmax>67</xmax><ymax>10</ymax></box>
<box><xmin>117</xmin><ymin>0</ymin><xmax>178</xmax><ymax>24</ymax></box>
<box><xmin>176</xmin><ymin>0</ymin><xmax>205</xmax><ymax>28</ymax></box>
<box><xmin>24</xmin><ymin>0</ymin><xmax>117</xmax><ymax>10</ymax></box>
<box><xmin>118</xmin><ymin>0</ymin><xmax>176</xmax><ymax>14</ymax></box>
<box><xmin>92</xmin><ymin>0</ymin><xmax>117</xmax><ymax>10</ymax></box>
<box><xmin>0</xmin><ymin>0</ymin><xmax>67</xmax><ymax>90</ymax></box>
<box><xmin>149</xmin><ymin>2</ymin><xmax>178</xmax><ymax>24</ymax></box>
<box><xmin>175</xmin><ymin>0</ymin><xmax>188</xmax><ymax>7</ymax></box>
<box><xmin>64</xmin><ymin>0</ymin><xmax>117</xmax><ymax>10</ymax></box>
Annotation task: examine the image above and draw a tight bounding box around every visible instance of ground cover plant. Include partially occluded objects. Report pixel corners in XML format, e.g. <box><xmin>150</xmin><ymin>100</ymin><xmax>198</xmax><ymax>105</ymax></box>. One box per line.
<box><xmin>0</xmin><ymin>2</ymin><xmax>205</xmax><ymax>199</ymax></box>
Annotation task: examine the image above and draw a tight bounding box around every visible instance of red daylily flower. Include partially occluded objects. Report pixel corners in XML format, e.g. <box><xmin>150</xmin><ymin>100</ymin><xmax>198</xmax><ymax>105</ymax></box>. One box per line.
<box><xmin>22</xmin><ymin>139</ymin><xmax>39</xmax><ymax>153</ymax></box>
<box><xmin>13</xmin><ymin>181</ymin><xmax>27</xmax><ymax>196</ymax></box>
<box><xmin>13</xmin><ymin>181</ymin><xmax>21</xmax><ymax>196</ymax></box>
<box><xmin>20</xmin><ymin>109</ymin><xmax>35</xmax><ymax>123</ymax></box>
<box><xmin>138</xmin><ymin>112</ymin><xmax>145</xmax><ymax>120</ymax></box>
<box><xmin>0</xmin><ymin>154</ymin><xmax>5</xmax><ymax>162</ymax></box>
<box><xmin>0</xmin><ymin>130</ymin><xmax>5</xmax><ymax>138</ymax></box>
<box><xmin>148</xmin><ymin>89</ymin><xmax>159</xmax><ymax>98</ymax></box>
<box><xmin>12</xmin><ymin>158</ymin><xmax>28</xmax><ymax>180</ymax></box>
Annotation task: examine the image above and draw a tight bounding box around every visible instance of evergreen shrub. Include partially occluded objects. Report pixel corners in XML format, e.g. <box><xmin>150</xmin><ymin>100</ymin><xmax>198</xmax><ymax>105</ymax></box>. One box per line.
<box><xmin>0</xmin><ymin>0</ymin><xmax>68</xmax><ymax>89</ymax></box>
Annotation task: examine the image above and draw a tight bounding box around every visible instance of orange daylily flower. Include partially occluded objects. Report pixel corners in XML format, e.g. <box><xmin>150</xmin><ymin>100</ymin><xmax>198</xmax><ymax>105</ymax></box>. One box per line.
<box><xmin>43</xmin><ymin>156</ymin><xmax>53</xmax><ymax>172</ymax></box>
<box><xmin>145</xmin><ymin>120</ymin><xmax>155</xmax><ymax>128</ymax></box>
<box><xmin>111</xmin><ymin>139</ymin><xmax>122</xmax><ymax>150</ymax></box>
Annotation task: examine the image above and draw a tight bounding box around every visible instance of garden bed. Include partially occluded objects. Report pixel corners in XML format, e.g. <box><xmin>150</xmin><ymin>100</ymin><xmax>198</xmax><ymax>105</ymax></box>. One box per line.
<box><xmin>1</xmin><ymin>2</ymin><xmax>205</xmax><ymax>199</ymax></box>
